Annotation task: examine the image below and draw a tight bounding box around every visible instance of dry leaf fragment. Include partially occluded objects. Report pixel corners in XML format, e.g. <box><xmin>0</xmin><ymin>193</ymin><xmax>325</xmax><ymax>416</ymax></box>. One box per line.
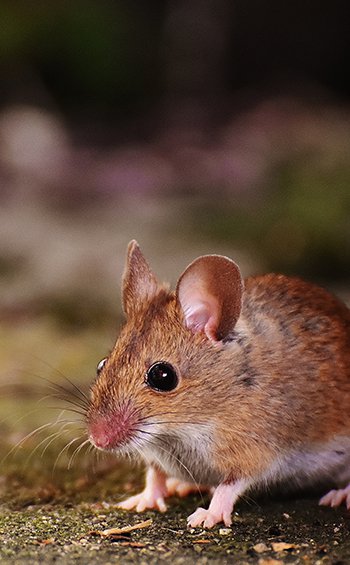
<box><xmin>253</xmin><ymin>542</ymin><xmax>269</xmax><ymax>553</ymax></box>
<box><xmin>102</xmin><ymin>518</ymin><xmax>153</xmax><ymax>536</ymax></box>
<box><xmin>271</xmin><ymin>541</ymin><xmax>297</xmax><ymax>552</ymax></box>
<box><xmin>91</xmin><ymin>518</ymin><xmax>153</xmax><ymax>538</ymax></box>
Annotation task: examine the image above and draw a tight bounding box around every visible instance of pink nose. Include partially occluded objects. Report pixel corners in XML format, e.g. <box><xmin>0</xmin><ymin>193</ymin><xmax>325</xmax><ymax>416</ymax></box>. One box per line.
<box><xmin>89</xmin><ymin>416</ymin><xmax>131</xmax><ymax>450</ymax></box>
<box><xmin>89</xmin><ymin>423</ymin><xmax>113</xmax><ymax>449</ymax></box>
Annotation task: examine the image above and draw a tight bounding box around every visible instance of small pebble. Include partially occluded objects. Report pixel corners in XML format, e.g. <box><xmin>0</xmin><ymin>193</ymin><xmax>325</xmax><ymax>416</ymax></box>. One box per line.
<box><xmin>271</xmin><ymin>541</ymin><xmax>297</xmax><ymax>552</ymax></box>
<box><xmin>219</xmin><ymin>528</ymin><xmax>231</xmax><ymax>535</ymax></box>
<box><xmin>253</xmin><ymin>542</ymin><xmax>269</xmax><ymax>553</ymax></box>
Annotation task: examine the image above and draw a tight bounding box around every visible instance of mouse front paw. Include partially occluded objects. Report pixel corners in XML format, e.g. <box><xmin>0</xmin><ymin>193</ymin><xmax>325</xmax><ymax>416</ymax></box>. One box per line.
<box><xmin>117</xmin><ymin>490</ymin><xmax>167</xmax><ymax>513</ymax></box>
<box><xmin>186</xmin><ymin>480</ymin><xmax>247</xmax><ymax>528</ymax></box>
<box><xmin>319</xmin><ymin>483</ymin><xmax>350</xmax><ymax>510</ymax></box>
<box><xmin>187</xmin><ymin>506</ymin><xmax>232</xmax><ymax>528</ymax></box>
<box><xmin>117</xmin><ymin>466</ymin><xmax>168</xmax><ymax>513</ymax></box>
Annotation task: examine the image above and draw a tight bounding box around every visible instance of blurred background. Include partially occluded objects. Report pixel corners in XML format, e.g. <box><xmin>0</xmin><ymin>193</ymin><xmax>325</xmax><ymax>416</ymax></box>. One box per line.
<box><xmin>0</xmin><ymin>0</ymin><xmax>350</xmax><ymax>489</ymax></box>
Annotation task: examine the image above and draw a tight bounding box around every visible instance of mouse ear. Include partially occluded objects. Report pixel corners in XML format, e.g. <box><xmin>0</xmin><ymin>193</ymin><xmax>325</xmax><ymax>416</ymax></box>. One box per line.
<box><xmin>176</xmin><ymin>255</ymin><xmax>243</xmax><ymax>343</ymax></box>
<box><xmin>122</xmin><ymin>240</ymin><xmax>159</xmax><ymax>316</ymax></box>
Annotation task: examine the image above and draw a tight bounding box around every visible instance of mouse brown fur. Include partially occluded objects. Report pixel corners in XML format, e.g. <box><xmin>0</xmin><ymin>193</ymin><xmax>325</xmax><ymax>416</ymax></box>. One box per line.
<box><xmin>87</xmin><ymin>241</ymin><xmax>350</xmax><ymax>528</ymax></box>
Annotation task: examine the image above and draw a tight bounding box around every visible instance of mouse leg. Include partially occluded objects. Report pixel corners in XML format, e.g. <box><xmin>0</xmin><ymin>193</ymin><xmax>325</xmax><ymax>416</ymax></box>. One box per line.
<box><xmin>118</xmin><ymin>466</ymin><xmax>168</xmax><ymax>512</ymax></box>
<box><xmin>187</xmin><ymin>479</ymin><xmax>249</xmax><ymax>528</ymax></box>
<box><xmin>166</xmin><ymin>478</ymin><xmax>212</xmax><ymax>498</ymax></box>
<box><xmin>319</xmin><ymin>482</ymin><xmax>350</xmax><ymax>510</ymax></box>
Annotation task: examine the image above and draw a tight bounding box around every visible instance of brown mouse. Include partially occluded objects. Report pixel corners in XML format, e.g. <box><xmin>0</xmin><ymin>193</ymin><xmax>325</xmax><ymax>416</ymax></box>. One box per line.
<box><xmin>87</xmin><ymin>240</ymin><xmax>350</xmax><ymax>528</ymax></box>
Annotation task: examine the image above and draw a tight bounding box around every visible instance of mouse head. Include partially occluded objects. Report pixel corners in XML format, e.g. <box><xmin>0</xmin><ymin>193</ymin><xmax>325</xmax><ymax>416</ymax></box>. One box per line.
<box><xmin>87</xmin><ymin>240</ymin><xmax>243</xmax><ymax>456</ymax></box>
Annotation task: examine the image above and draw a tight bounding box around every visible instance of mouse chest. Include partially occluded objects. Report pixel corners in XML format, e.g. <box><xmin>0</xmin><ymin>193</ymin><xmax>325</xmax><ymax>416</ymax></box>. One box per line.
<box><xmin>141</xmin><ymin>432</ymin><xmax>222</xmax><ymax>485</ymax></box>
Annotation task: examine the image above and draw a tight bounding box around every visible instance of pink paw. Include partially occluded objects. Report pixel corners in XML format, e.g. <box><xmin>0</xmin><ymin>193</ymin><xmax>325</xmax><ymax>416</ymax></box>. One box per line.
<box><xmin>319</xmin><ymin>484</ymin><xmax>350</xmax><ymax>510</ymax></box>
<box><xmin>118</xmin><ymin>491</ymin><xmax>167</xmax><ymax>513</ymax></box>
<box><xmin>118</xmin><ymin>467</ymin><xmax>168</xmax><ymax>513</ymax></box>
<box><xmin>187</xmin><ymin>506</ymin><xmax>232</xmax><ymax>528</ymax></box>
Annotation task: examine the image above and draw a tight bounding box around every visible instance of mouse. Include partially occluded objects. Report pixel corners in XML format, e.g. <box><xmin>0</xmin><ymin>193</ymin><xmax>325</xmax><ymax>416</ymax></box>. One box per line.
<box><xmin>87</xmin><ymin>240</ymin><xmax>350</xmax><ymax>528</ymax></box>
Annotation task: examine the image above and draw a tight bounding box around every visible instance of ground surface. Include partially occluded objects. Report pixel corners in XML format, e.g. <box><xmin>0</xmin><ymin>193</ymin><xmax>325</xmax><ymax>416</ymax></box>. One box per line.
<box><xmin>0</xmin><ymin>475</ymin><xmax>350</xmax><ymax>564</ymax></box>
<box><xmin>1</xmin><ymin>319</ymin><xmax>350</xmax><ymax>564</ymax></box>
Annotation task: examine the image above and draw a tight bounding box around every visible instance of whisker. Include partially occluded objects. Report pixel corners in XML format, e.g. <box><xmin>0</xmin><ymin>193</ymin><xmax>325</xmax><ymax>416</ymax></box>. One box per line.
<box><xmin>43</xmin><ymin>381</ymin><xmax>89</xmax><ymax>411</ymax></box>
<box><xmin>41</xmin><ymin>422</ymin><xmax>87</xmax><ymax>459</ymax></box>
<box><xmin>46</xmin><ymin>402</ymin><xmax>86</xmax><ymax>418</ymax></box>
<box><xmin>0</xmin><ymin>406</ymin><xmax>48</xmax><ymax>428</ymax></box>
<box><xmin>62</xmin><ymin>374</ymin><xmax>90</xmax><ymax>405</ymax></box>
<box><xmin>90</xmin><ymin>444</ymin><xmax>100</xmax><ymax>474</ymax></box>
<box><xmin>46</xmin><ymin>389</ymin><xmax>87</xmax><ymax>407</ymax></box>
<box><xmin>140</xmin><ymin>416</ymin><xmax>262</xmax><ymax>441</ymax></box>
<box><xmin>141</xmin><ymin>419</ymin><xmax>208</xmax><ymax>426</ymax></box>
<box><xmin>134</xmin><ymin>409</ymin><xmax>263</xmax><ymax>440</ymax></box>
<box><xmin>16</xmin><ymin>370</ymin><xmax>90</xmax><ymax>411</ymax></box>
<box><xmin>68</xmin><ymin>438</ymin><xmax>90</xmax><ymax>469</ymax></box>
<box><xmin>25</xmin><ymin>355</ymin><xmax>91</xmax><ymax>406</ymax></box>
<box><xmin>76</xmin><ymin>440</ymin><xmax>95</xmax><ymax>472</ymax></box>
<box><xmin>52</xmin><ymin>436</ymin><xmax>84</xmax><ymax>473</ymax></box>
<box><xmin>24</xmin><ymin>425</ymin><xmax>72</xmax><ymax>466</ymax></box>
<box><xmin>1</xmin><ymin>410</ymin><xmax>69</xmax><ymax>464</ymax></box>
<box><xmin>40</xmin><ymin>429</ymin><xmax>71</xmax><ymax>458</ymax></box>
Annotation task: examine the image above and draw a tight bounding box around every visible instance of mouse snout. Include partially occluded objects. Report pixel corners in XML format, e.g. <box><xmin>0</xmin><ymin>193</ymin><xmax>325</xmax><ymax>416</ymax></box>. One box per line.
<box><xmin>88</xmin><ymin>410</ymin><xmax>134</xmax><ymax>451</ymax></box>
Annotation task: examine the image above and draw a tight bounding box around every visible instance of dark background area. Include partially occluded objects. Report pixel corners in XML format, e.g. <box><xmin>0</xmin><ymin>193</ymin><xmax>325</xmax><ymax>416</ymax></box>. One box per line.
<box><xmin>0</xmin><ymin>0</ymin><xmax>350</xmax><ymax>328</ymax></box>
<box><xmin>2</xmin><ymin>2</ymin><xmax>350</xmax><ymax>116</ymax></box>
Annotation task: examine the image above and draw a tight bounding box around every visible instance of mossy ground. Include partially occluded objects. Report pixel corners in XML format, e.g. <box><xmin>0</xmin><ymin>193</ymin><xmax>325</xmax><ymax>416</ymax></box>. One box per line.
<box><xmin>1</xmin><ymin>319</ymin><xmax>349</xmax><ymax>564</ymax></box>
<box><xmin>1</xmin><ymin>475</ymin><xmax>350</xmax><ymax>564</ymax></box>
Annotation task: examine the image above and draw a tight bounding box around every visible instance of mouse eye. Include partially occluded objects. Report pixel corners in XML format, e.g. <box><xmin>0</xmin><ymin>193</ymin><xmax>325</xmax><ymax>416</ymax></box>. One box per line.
<box><xmin>145</xmin><ymin>362</ymin><xmax>179</xmax><ymax>392</ymax></box>
<box><xmin>96</xmin><ymin>357</ymin><xmax>107</xmax><ymax>375</ymax></box>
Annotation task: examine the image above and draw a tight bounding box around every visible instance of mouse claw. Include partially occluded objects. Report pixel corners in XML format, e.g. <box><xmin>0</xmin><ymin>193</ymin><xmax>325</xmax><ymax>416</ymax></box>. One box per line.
<box><xmin>117</xmin><ymin>466</ymin><xmax>169</xmax><ymax>513</ymax></box>
<box><xmin>319</xmin><ymin>483</ymin><xmax>350</xmax><ymax>510</ymax></box>
<box><xmin>186</xmin><ymin>480</ymin><xmax>246</xmax><ymax>528</ymax></box>
<box><xmin>117</xmin><ymin>492</ymin><xmax>167</xmax><ymax>513</ymax></box>
<box><xmin>187</xmin><ymin>507</ymin><xmax>232</xmax><ymax>529</ymax></box>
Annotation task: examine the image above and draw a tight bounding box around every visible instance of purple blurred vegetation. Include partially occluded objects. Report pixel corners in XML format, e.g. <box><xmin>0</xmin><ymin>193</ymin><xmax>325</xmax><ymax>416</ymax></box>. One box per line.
<box><xmin>0</xmin><ymin>1</ymin><xmax>349</xmax><ymax>326</ymax></box>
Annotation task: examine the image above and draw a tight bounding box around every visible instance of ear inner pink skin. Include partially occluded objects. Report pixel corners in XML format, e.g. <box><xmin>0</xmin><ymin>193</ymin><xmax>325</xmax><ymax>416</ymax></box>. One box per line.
<box><xmin>176</xmin><ymin>255</ymin><xmax>243</xmax><ymax>343</ymax></box>
<box><xmin>181</xmin><ymin>287</ymin><xmax>221</xmax><ymax>342</ymax></box>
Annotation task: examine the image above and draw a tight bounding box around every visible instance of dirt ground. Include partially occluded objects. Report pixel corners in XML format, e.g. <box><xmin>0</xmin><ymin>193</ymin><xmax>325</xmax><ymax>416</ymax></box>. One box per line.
<box><xmin>0</xmin><ymin>467</ymin><xmax>349</xmax><ymax>564</ymax></box>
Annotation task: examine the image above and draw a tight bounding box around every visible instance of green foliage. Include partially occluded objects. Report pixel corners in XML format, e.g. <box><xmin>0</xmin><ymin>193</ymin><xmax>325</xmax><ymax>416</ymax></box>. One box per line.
<box><xmin>193</xmin><ymin>158</ymin><xmax>350</xmax><ymax>281</ymax></box>
<box><xmin>0</xmin><ymin>1</ymin><xmax>161</xmax><ymax>112</ymax></box>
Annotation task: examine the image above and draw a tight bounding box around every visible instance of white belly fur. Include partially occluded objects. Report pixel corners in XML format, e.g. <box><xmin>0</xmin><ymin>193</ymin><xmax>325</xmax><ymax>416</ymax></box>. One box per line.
<box><xmin>259</xmin><ymin>436</ymin><xmax>350</xmax><ymax>490</ymax></box>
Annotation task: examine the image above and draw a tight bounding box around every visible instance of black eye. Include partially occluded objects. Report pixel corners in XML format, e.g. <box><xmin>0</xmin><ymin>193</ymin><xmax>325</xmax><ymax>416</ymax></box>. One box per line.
<box><xmin>96</xmin><ymin>357</ymin><xmax>107</xmax><ymax>375</ymax></box>
<box><xmin>145</xmin><ymin>362</ymin><xmax>179</xmax><ymax>392</ymax></box>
